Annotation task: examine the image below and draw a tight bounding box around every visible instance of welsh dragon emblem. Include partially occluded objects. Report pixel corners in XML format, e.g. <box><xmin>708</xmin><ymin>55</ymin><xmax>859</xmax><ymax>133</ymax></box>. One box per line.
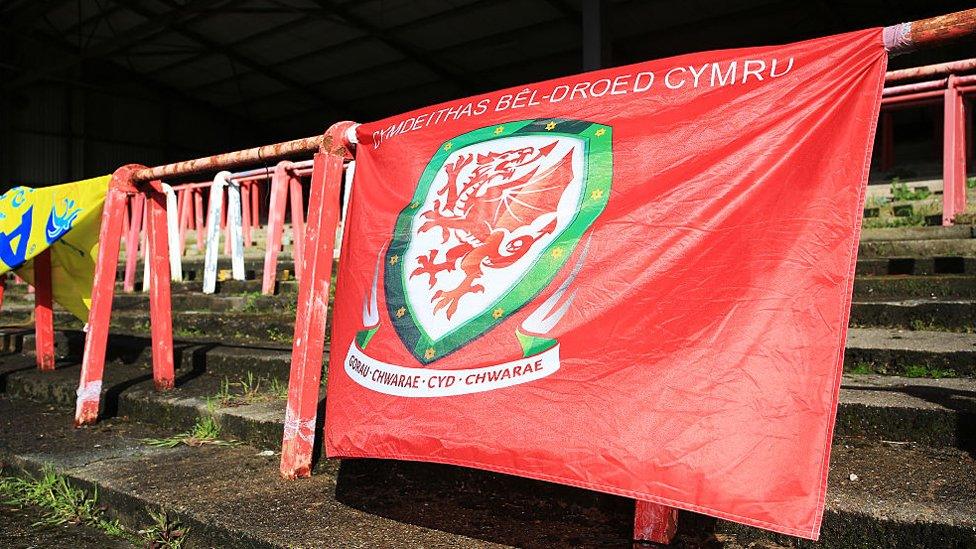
<box><xmin>384</xmin><ymin>119</ymin><xmax>612</xmax><ymax>364</ymax></box>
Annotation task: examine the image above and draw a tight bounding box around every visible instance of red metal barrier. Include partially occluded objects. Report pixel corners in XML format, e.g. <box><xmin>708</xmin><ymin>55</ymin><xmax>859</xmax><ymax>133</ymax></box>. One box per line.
<box><xmin>944</xmin><ymin>75</ymin><xmax>968</xmax><ymax>225</ymax></box>
<box><xmin>634</xmin><ymin>500</ymin><xmax>679</xmax><ymax>544</ymax></box>
<box><xmin>122</xmin><ymin>193</ymin><xmax>145</xmax><ymax>292</ymax></box>
<box><xmin>880</xmin><ymin>58</ymin><xmax>972</xmax><ymax>225</ymax></box>
<box><xmin>280</xmin><ymin>121</ymin><xmax>355</xmax><ymax>479</ymax></box>
<box><xmin>263</xmin><ymin>162</ymin><xmax>292</xmax><ymax>295</ymax></box>
<box><xmin>33</xmin><ymin>248</ymin><xmax>55</xmax><ymax>371</ymax></box>
<box><xmin>75</xmin><ymin>165</ymin><xmax>174</xmax><ymax>425</ymax></box>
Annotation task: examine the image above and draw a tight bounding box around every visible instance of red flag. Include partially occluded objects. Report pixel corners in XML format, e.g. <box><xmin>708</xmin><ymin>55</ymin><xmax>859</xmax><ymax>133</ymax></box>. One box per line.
<box><xmin>325</xmin><ymin>29</ymin><xmax>886</xmax><ymax>539</ymax></box>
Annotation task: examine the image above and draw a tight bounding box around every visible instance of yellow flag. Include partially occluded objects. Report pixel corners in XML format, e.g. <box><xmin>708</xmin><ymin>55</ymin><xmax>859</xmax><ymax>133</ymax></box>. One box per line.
<box><xmin>0</xmin><ymin>176</ymin><xmax>111</xmax><ymax>321</ymax></box>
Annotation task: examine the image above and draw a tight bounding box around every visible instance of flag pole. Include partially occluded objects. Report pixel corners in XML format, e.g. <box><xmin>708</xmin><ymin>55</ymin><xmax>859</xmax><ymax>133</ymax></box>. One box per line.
<box><xmin>884</xmin><ymin>8</ymin><xmax>976</xmax><ymax>54</ymax></box>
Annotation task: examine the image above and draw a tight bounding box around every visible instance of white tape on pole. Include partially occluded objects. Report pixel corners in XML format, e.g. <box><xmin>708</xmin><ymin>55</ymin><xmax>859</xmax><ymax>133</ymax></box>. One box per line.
<box><xmin>226</xmin><ymin>178</ymin><xmax>246</xmax><ymax>281</ymax></box>
<box><xmin>202</xmin><ymin>172</ymin><xmax>229</xmax><ymax>294</ymax></box>
<box><xmin>162</xmin><ymin>183</ymin><xmax>183</xmax><ymax>282</ymax></box>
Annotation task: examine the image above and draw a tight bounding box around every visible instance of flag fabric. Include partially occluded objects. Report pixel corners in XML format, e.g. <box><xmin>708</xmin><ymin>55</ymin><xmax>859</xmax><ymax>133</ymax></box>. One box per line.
<box><xmin>324</xmin><ymin>29</ymin><xmax>887</xmax><ymax>539</ymax></box>
<box><xmin>0</xmin><ymin>177</ymin><xmax>110</xmax><ymax>321</ymax></box>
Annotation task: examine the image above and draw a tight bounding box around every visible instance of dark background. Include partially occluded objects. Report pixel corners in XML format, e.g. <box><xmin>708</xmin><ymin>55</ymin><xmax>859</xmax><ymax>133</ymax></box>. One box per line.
<box><xmin>0</xmin><ymin>0</ymin><xmax>972</xmax><ymax>187</ymax></box>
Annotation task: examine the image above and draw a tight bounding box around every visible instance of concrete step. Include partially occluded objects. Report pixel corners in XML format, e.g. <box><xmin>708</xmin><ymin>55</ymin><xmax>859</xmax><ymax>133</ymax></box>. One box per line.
<box><xmin>845</xmin><ymin>328</ymin><xmax>976</xmax><ymax>377</ymax></box>
<box><xmin>852</xmin><ymin>275</ymin><xmax>976</xmax><ymax>300</ymax></box>
<box><xmin>850</xmin><ymin>299</ymin><xmax>975</xmax><ymax>331</ymax></box>
<box><xmin>859</xmin><ymin>239</ymin><xmax>976</xmax><ymax>258</ymax></box>
<box><xmin>859</xmin><ymin>226</ymin><xmax>975</xmax><ymax>241</ymax></box>
<box><xmin>1</xmin><ymin>331</ymin><xmax>973</xmax><ymax>451</ymax></box>
<box><xmin>0</xmin><ymin>396</ymin><xmax>507</xmax><ymax>548</ymax></box>
<box><xmin>0</xmin><ymin>376</ymin><xmax>973</xmax><ymax>548</ymax></box>
<box><xmin>855</xmin><ymin>257</ymin><xmax>976</xmax><ymax>276</ymax></box>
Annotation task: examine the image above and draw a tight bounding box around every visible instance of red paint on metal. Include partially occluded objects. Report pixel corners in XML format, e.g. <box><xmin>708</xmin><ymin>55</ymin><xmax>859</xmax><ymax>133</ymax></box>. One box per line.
<box><xmin>886</xmin><ymin>58</ymin><xmax>976</xmax><ymax>82</ymax></box>
<box><xmin>76</xmin><ymin>166</ymin><xmax>137</xmax><ymax>426</ymax></box>
<box><xmin>33</xmin><ymin>248</ymin><xmax>55</xmax><ymax>371</ymax></box>
<box><xmin>881</xmin><ymin>90</ymin><xmax>944</xmax><ymax>105</ymax></box>
<box><xmin>262</xmin><ymin>162</ymin><xmax>292</xmax><ymax>295</ymax></box>
<box><xmin>241</xmin><ymin>182</ymin><xmax>253</xmax><ymax>247</ymax></box>
<box><xmin>289</xmin><ymin>175</ymin><xmax>306</xmax><ymax>281</ymax></box>
<box><xmin>0</xmin><ymin>276</ymin><xmax>6</xmax><ymax>314</ymax></box>
<box><xmin>194</xmin><ymin>189</ymin><xmax>205</xmax><ymax>252</ymax></box>
<box><xmin>280</xmin><ymin>121</ymin><xmax>355</xmax><ymax>479</ymax></box>
<box><xmin>177</xmin><ymin>187</ymin><xmax>189</xmax><ymax>255</ymax></box>
<box><xmin>251</xmin><ymin>181</ymin><xmax>261</xmax><ymax>233</ymax></box>
<box><xmin>146</xmin><ymin>179</ymin><xmax>175</xmax><ymax>390</ymax></box>
<box><xmin>123</xmin><ymin>193</ymin><xmax>145</xmax><ymax>292</ymax></box>
<box><xmin>634</xmin><ymin>500</ymin><xmax>679</xmax><ymax>544</ymax></box>
<box><xmin>883</xmin><ymin>78</ymin><xmax>948</xmax><ymax>96</ymax></box>
<box><xmin>943</xmin><ymin>75</ymin><xmax>968</xmax><ymax>225</ymax></box>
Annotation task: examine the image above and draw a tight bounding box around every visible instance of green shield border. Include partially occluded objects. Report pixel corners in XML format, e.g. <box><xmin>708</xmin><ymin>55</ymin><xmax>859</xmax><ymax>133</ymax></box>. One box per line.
<box><xmin>384</xmin><ymin>118</ymin><xmax>612</xmax><ymax>364</ymax></box>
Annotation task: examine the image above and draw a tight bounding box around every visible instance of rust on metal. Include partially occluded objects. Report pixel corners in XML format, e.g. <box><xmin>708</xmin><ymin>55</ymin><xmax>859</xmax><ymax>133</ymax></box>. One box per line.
<box><xmin>132</xmin><ymin>135</ymin><xmax>325</xmax><ymax>183</ymax></box>
<box><xmin>886</xmin><ymin>58</ymin><xmax>976</xmax><ymax>83</ymax></box>
<box><xmin>907</xmin><ymin>8</ymin><xmax>976</xmax><ymax>49</ymax></box>
<box><xmin>882</xmin><ymin>78</ymin><xmax>948</xmax><ymax>96</ymax></box>
<box><xmin>885</xmin><ymin>9</ymin><xmax>976</xmax><ymax>54</ymax></box>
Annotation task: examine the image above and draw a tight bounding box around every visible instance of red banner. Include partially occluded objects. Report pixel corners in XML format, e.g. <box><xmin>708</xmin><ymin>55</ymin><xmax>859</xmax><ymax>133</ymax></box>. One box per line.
<box><xmin>325</xmin><ymin>29</ymin><xmax>887</xmax><ymax>539</ymax></box>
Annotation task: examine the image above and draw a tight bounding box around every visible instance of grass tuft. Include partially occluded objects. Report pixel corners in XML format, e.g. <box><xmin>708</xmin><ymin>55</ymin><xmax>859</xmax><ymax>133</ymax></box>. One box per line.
<box><xmin>143</xmin><ymin>415</ymin><xmax>236</xmax><ymax>448</ymax></box>
<box><xmin>139</xmin><ymin>508</ymin><xmax>189</xmax><ymax>549</ymax></box>
<box><xmin>214</xmin><ymin>372</ymin><xmax>288</xmax><ymax>406</ymax></box>
<box><xmin>0</xmin><ymin>465</ymin><xmax>127</xmax><ymax>538</ymax></box>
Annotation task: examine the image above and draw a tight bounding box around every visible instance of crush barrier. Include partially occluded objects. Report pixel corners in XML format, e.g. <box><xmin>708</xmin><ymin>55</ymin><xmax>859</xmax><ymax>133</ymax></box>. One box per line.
<box><xmin>879</xmin><ymin>58</ymin><xmax>974</xmax><ymax>225</ymax></box>
<box><xmin>63</xmin><ymin>8</ymin><xmax>975</xmax><ymax>546</ymax></box>
<box><xmin>121</xmin><ymin>162</ymin><xmax>318</xmax><ymax>295</ymax></box>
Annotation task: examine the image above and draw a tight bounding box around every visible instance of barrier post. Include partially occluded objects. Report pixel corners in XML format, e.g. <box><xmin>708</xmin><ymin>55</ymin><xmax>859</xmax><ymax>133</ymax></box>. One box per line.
<box><xmin>280</xmin><ymin>121</ymin><xmax>355</xmax><ymax>479</ymax></box>
<box><xmin>942</xmin><ymin>75</ymin><xmax>967</xmax><ymax>225</ymax></box>
<box><xmin>227</xmin><ymin>178</ymin><xmax>246</xmax><ymax>281</ymax></box>
<box><xmin>194</xmin><ymin>189</ymin><xmax>205</xmax><ymax>252</ymax></box>
<box><xmin>122</xmin><ymin>193</ymin><xmax>145</xmax><ymax>292</ymax></box>
<box><xmin>634</xmin><ymin>501</ymin><xmax>679</xmax><ymax>544</ymax></box>
<box><xmin>0</xmin><ymin>276</ymin><xmax>6</xmax><ymax>314</ymax></box>
<box><xmin>202</xmin><ymin>172</ymin><xmax>227</xmax><ymax>294</ymax></box>
<box><xmin>75</xmin><ymin>165</ymin><xmax>139</xmax><ymax>425</ymax></box>
<box><xmin>33</xmin><ymin>248</ymin><xmax>55</xmax><ymax>371</ymax></box>
<box><xmin>262</xmin><ymin>161</ymin><xmax>292</xmax><ymax>295</ymax></box>
<box><xmin>146</xmin><ymin>179</ymin><xmax>175</xmax><ymax>390</ymax></box>
<box><xmin>251</xmin><ymin>181</ymin><xmax>261</xmax><ymax>232</ymax></box>
<box><xmin>289</xmin><ymin>173</ymin><xmax>306</xmax><ymax>280</ymax></box>
<box><xmin>178</xmin><ymin>186</ymin><xmax>191</xmax><ymax>255</ymax></box>
<box><xmin>162</xmin><ymin>183</ymin><xmax>182</xmax><ymax>281</ymax></box>
<box><xmin>241</xmin><ymin>181</ymin><xmax>253</xmax><ymax>247</ymax></box>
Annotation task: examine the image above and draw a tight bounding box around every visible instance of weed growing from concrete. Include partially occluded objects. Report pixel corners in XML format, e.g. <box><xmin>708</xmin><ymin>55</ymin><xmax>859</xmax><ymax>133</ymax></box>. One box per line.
<box><xmin>902</xmin><ymin>364</ymin><xmax>956</xmax><ymax>379</ymax></box>
<box><xmin>266</xmin><ymin>327</ymin><xmax>288</xmax><ymax>342</ymax></box>
<box><xmin>241</xmin><ymin>292</ymin><xmax>262</xmax><ymax>312</ymax></box>
<box><xmin>142</xmin><ymin>415</ymin><xmax>236</xmax><ymax>448</ymax></box>
<box><xmin>173</xmin><ymin>326</ymin><xmax>203</xmax><ymax>338</ymax></box>
<box><xmin>889</xmin><ymin>179</ymin><xmax>931</xmax><ymax>201</ymax></box>
<box><xmin>847</xmin><ymin>362</ymin><xmax>875</xmax><ymax>375</ymax></box>
<box><xmin>139</xmin><ymin>508</ymin><xmax>189</xmax><ymax>549</ymax></box>
<box><xmin>0</xmin><ymin>465</ymin><xmax>128</xmax><ymax>539</ymax></box>
<box><xmin>214</xmin><ymin>372</ymin><xmax>288</xmax><ymax>405</ymax></box>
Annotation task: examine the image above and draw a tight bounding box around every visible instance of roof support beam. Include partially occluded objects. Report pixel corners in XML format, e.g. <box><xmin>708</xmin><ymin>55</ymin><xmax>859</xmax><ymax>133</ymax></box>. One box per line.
<box><xmin>127</xmin><ymin>0</ymin><xmax>355</xmax><ymax>119</ymax></box>
<box><xmin>1</xmin><ymin>0</ymin><xmax>233</xmax><ymax>92</ymax></box>
<box><xmin>308</xmin><ymin>0</ymin><xmax>475</xmax><ymax>93</ymax></box>
<box><xmin>582</xmin><ymin>0</ymin><xmax>608</xmax><ymax>71</ymax></box>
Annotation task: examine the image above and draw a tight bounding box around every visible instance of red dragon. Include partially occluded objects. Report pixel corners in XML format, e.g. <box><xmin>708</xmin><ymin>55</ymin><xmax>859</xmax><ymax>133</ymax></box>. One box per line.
<box><xmin>410</xmin><ymin>141</ymin><xmax>574</xmax><ymax>319</ymax></box>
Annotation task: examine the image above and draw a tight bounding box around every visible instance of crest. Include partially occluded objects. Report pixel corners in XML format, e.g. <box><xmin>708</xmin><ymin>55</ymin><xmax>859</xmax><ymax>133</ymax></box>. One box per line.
<box><xmin>384</xmin><ymin>118</ymin><xmax>612</xmax><ymax>364</ymax></box>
